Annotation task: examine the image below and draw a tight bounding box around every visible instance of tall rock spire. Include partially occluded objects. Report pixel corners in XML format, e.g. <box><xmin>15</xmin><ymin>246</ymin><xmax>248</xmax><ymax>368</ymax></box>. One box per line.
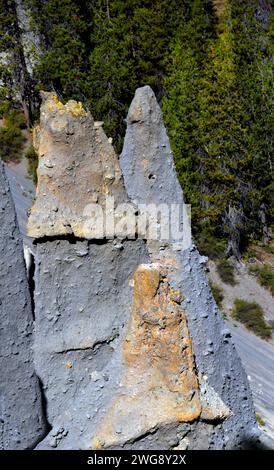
<box><xmin>9</xmin><ymin>88</ymin><xmax>258</xmax><ymax>450</ymax></box>
<box><xmin>28</xmin><ymin>92</ymin><xmax>128</xmax><ymax>239</ymax></box>
<box><xmin>120</xmin><ymin>85</ymin><xmax>258</xmax><ymax>449</ymax></box>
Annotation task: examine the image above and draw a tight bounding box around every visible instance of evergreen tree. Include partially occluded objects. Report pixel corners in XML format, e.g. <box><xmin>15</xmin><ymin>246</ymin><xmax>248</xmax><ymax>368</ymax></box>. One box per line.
<box><xmin>26</xmin><ymin>0</ymin><xmax>187</xmax><ymax>149</ymax></box>
<box><xmin>0</xmin><ymin>0</ymin><xmax>35</xmax><ymax>125</ymax></box>
<box><xmin>163</xmin><ymin>0</ymin><xmax>216</xmax><ymax>232</ymax></box>
<box><xmin>163</xmin><ymin>0</ymin><xmax>273</xmax><ymax>257</ymax></box>
<box><xmin>87</xmin><ymin>0</ymin><xmax>187</xmax><ymax>149</ymax></box>
<box><xmin>26</xmin><ymin>0</ymin><xmax>91</xmax><ymax>100</ymax></box>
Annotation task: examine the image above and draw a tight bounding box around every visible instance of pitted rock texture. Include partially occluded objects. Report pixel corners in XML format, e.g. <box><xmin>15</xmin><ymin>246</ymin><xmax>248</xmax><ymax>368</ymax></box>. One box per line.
<box><xmin>92</xmin><ymin>264</ymin><xmax>201</xmax><ymax>449</ymax></box>
<box><xmin>120</xmin><ymin>85</ymin><xmax>258</xmax><ymax>449</ymax></box>
<box><xmin>121</xmin><ymin>87</ymin><xmax>184</xmax><ymax>210</ymax></box>
<box><xmin>28</xmin><ymin>93</ymin><xmax>128</xmax><ymax>239</ymax></box>
<box><xmin>0</xmin><ymin>162</ymin><xmax>46</xmax><ymax>449</ymax></box>
<box><xmin>20</xmin><ymin>85</ymin><xmax>258</xmax><ymax>450</ymax></box>
<box><xmin>29</xmin><ymin>93</ymin><xmax>228</xmax><ymax>450</ymax></box>
<box><xmin>34</xmin><ymin>239</ymin><xmax>149</xmax><ymax>449</ymax></box>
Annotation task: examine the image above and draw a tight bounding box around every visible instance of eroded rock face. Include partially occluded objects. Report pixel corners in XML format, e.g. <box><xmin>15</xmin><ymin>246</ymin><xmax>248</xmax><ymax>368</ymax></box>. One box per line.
<box><xmin>34</xmin><ymin>238</ymin><xmax>148</xmax><ymax>449</ymax></box>
<box><xmin>28</xmin><ymin>93</ymin><xmax>128</xmax><ymax>239</ymax></box>
<box><xmin>92</xmin><ymin>264</ymin><xmax>201</xmax><ymax>449</ymax></box>
<box><xmin>27</xmin><ymin>96</ymin><xmax>151</xmax><ymax>448</ymax></box>
<box><xmin>25</xmin><ymin>89</ymin><xmax>257</xmax><ymax>450</ymax></box>
<box><xmin>121</xmin><ymin>86</ymin><xmax>184</xmax><ymax>210</ymax></box>
<box><xmin>0</xmin><ymin>162</ymin><xmax>46</xmax><ymax>449</ymax></box>
<box><xmin>120</xmin><ymin>86</ymin><xmax>258</xmax><ymax>449</ymax></box>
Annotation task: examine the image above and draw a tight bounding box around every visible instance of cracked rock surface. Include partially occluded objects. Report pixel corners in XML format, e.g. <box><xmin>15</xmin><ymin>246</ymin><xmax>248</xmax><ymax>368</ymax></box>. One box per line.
<box><xmin>0</xmin><ymin>162</ymin><xmax>46</xmax><ymax>449</ymax></box>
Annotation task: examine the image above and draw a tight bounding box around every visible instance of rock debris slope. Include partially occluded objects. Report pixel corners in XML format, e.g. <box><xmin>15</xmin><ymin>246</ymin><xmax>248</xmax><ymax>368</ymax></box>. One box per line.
<box><xmin>0</xmin><ymin>87</ymin><xmax>255</xmax><ymax>450</ymax></box>
<box><xmin>0</xmin><ymin>162</ymin><xmax>46</xmax><ymax>449</ymax></box>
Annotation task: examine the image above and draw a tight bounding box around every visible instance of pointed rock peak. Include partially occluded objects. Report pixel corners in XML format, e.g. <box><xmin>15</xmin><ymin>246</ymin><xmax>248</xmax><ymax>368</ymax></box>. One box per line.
<box><xmin>91</xmin><ymin>262</ymin><xmax>202</xmax><ymax>449</ymax></box>
<box><xmin>0</xmin><ymin>163</ymin><xmax>47</xmax><ymax>449</ymax></box>
<box><xmin>120</xmin><ymin>85</ymin><xmax>183</xmax><ymax>209</ymax></box>
<box><xmin>120</xmin><ymin>86</ymin><xmax>257</xmax><ymax>447</ymax></box>
<box><xmin>127</xmin><ymin>85</ymin><xmax>162</xmax><ymax>125</ymax></box>
<box><xmin>28</xmin><ymin>93</ymin><xmax>128</xmax><ymax>239</ymax></box>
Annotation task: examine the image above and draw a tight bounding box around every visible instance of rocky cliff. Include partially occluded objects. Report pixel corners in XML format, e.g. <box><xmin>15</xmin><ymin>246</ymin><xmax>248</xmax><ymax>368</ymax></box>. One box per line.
<box><xmin>0</xmin><ymin>162</ymin><xmax>46</xmax><ymax>449</ymax></box>
<box><xmin>0</xmin><ymin>89</ymin><xmax>258</xmax><ymax>449</ymax></box>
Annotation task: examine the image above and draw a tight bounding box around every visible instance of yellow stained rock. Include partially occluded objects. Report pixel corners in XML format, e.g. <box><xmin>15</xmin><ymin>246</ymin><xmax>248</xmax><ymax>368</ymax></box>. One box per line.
<box><xmin>27</xmin><ymin>92</ymin><xmax>128</xmax><ymax>239</ymax></box>
<box><xmin>91</xmin><ymin>263</ymin><xmax>202</xmax><ymax>449</ymax></box>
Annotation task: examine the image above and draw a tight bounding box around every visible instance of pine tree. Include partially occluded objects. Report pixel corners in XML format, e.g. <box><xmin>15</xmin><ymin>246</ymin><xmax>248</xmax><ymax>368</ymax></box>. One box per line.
<box><xmin>26</xmin><ymin>0</ymin><xmax>91</xmax><ymax>100</ymax></box>
<box><xmin>163</xmin><ymin>0</ymin><xmax>216</xmax><ymax>232</ymax></box>
<box><xmin>87</xmin><ymin>0</ymin><xmax>187</xmax><ymax>149</ymax></box>
<box><xmin>163</xmin><ymin>0</ymin><xmax>273</xmax><ymax>258</ymax></box>
<box><xmin>0</xmin><ymin>0</ymin><xmax>35</xmax><ymax>125</ymax></box>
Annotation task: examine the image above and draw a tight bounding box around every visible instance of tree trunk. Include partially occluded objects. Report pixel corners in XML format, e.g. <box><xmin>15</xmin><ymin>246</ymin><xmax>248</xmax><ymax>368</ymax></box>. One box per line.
<box><xmin>259</xmin><ymin>203</ymin><xmax>269</xmax><ymax>245</ymax></box>
<box><xmin>224</xmin><ymin>203</ymin><xmax>243</xmax><ymax>261</ymax></box>
<box><xmin>3</xmin><ymin>0</ymin><xmax>34</xmax><ymax>127</ymax></box>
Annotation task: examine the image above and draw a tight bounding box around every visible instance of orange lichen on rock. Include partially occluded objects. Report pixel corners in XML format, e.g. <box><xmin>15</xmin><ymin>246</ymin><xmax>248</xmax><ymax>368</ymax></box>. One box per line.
<box><xmin>124</xmin><ymin>264</ymin><xmax>198</xmax><ymax>388</ymax></box>
<box><xmin>91</xmin><ymin>263</ymin><xmax>202</xmax><ymax>449</ymax></box>
<box><xmin>65</xmin><ymin>362</ymin><xmax>73</xmax><ymax>369</ymax></box>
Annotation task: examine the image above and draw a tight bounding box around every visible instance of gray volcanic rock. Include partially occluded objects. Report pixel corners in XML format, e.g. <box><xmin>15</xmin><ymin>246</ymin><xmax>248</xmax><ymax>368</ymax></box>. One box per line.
<box><xmin>120</xmin><ymin>86</ymin><xmax>184</xmax><ymax>209</ymax></box>
<box><xmin>0</xmin><ymin>162</ymin><xmax>46</xmax><ymax>449</ymax></box>
<box><xmin>25</xmin><ymin>88</ymin><xmax>258</xmax><ymax>450</ymax></box>
<box><xmin>120</xmin><ymin>85</ymin><xmax>258</xmax><ymax>449</ymax></box>
<box><xmin>28</xmin><ymin>95</ymin><xmax>151</xmax><ymax>448</ymax></box>
<box><xmin>34</xmin><ymin>239</ymin><xmax>149</xmax><ymax>449</ymax></box>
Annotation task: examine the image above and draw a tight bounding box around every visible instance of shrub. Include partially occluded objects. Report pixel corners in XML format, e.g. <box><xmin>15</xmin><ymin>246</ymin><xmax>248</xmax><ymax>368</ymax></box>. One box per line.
<box><xmin>249</xmin><ymin>264</ymin><xmax>274</xmax><ymax>297</ymax></box>
<box><xmin>209</xmin><ymin>281</ymin><xmax>224</xmax><ymax>308</ymax></box>
<box><xmin>0</xmin><ymin>105</ymin><xmax>26</xmax><ymax>162</ymax></box>
<box><xmin>25</xmin><ymin>144</ymin><xmax>38</xmax><ymax>185</ymax></box>
<box><xmin>217</xmin><ymin>259</ymin><xmax>236</xmax><ymax>285</ymax></box>
<box><xmin>232</xmin><ymin>298</ymin><xmax>272</xmax><ymax>340</ymax></box>
<box><xmin>196</xmin><ymin>229</ymin><xmax>226</xmax><ymax>260</ymax></box>
<box><xmin>256</xmin><ymin>412</ymin><xmax>265</xmax><ymax>428</ymax></box>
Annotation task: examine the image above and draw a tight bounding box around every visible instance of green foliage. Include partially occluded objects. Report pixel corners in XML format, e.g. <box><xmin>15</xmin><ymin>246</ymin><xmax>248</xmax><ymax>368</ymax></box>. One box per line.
<box><xmin>26</xmin><ymin>0</ymin><xmax>187</xmax><ymax>150</ymax></box>
<box><xmin>256</xmin><ymin>412</ymin><xmax>265</xmax><ymax>428</ymax></box>
<box><xmin>217</xmin><ymin>259</ymin><xmax>236</xmax><ymax>285</ymax></box>
<box><xmin>26</xmin><ymin>0</ymin><xmax>91</xmax><ymax>100</ymax></box>
<box><xmin>209</xmin><ymin>281</ymin><xmax>224</xmax><ymax>307</ymax></box>
<box><xmin>232</xmin><ymin>298</ymin><xmax>272</xmax><ymax>339</ymax></box>
<box><xmin>25</xmin><ymin>144</ymin><xmax>38</xmax><ymax>184</ymax></box>
<box><xmin>163</xmin><ymin>0</ymin><xmax>216</xmax><ymax>227</ymax></box>
<box><xmin>249</xmin><ymin>264</ymin><xmax>274</xmax><ymax>297</ymax></box>
<box><xmin>163</xmin><ymin>0</ymin><xmax>273</xmax><ymax>255</ymax></box>
<box><xmin>0</xmin><ymin>98</ymin><xmax>26</xmax><ymax>162</ymax></box>
<box><xmin>196</xmin><ymin>226</ymin><xmax>226</xmax><ymax>260</ymax></box>
<box><xmin>86</xmin><ymin>0</ymin><xmax>188</xmax><ymax>150</ymax></box>
<box><xmin>264</xmin><ymin>244</ymin><xmax>274</xmax><ymax>256</ymax></box>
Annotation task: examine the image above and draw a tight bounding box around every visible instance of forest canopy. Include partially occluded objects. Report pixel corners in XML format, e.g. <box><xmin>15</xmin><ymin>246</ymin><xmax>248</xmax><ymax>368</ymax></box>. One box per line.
<box><xmin>0</xmin><ymin>0</ymin><xmax>273</xmax><ymax>258</ymax></box>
